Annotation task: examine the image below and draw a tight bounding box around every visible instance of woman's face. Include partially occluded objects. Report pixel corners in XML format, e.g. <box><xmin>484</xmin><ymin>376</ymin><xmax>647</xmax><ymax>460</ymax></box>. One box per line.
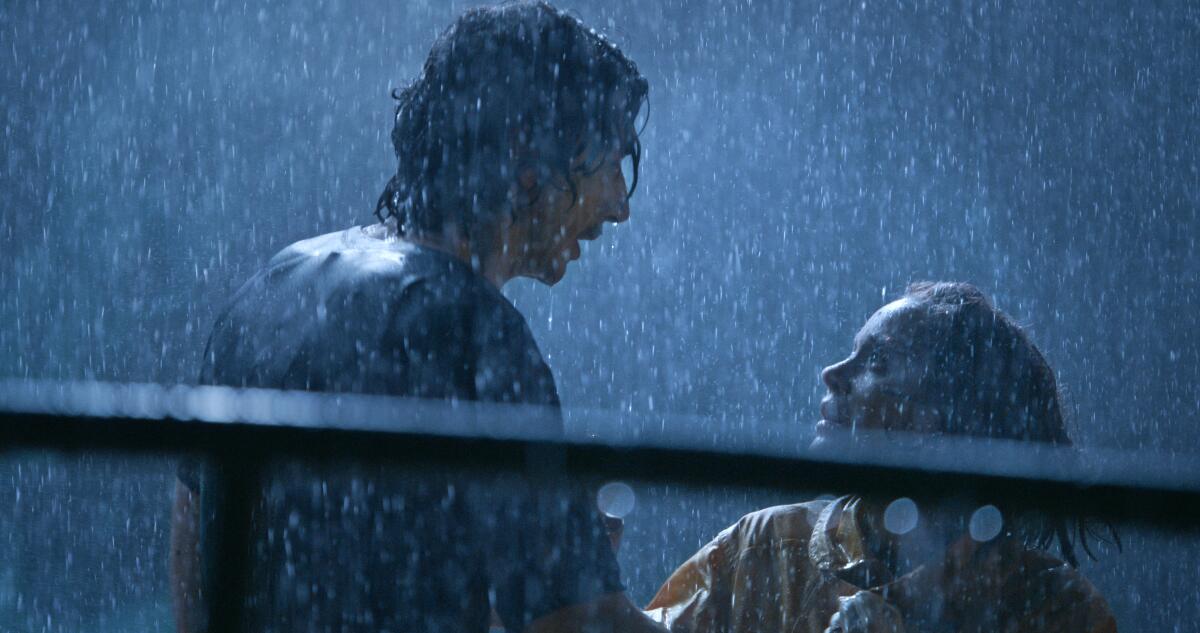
<box><xmin>815</xmin><ymin>298</ymin><xmax>941</xmax><ymax>446</ymax></box>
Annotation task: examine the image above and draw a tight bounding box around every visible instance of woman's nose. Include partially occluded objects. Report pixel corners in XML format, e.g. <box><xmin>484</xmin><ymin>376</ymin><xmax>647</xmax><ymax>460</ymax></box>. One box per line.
<box><xmin>821</xmin><ymin>360</ymin><xmax>852</xmax><ymax>395</ymax></box>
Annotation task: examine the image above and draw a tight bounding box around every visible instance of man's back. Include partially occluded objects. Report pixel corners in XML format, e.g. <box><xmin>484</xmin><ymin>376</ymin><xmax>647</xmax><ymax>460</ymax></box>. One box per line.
<box><xmin>180</xmin><ymin>227</ymin><xmax>622</xmax><ymax>632</ymax></box>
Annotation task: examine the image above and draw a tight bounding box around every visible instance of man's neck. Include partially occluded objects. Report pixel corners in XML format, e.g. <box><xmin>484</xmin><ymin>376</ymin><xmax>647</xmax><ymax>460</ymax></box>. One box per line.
<box><xmin>381</xmin><ymin>221</ymin><xmax>512</xmax><ymax>289</ymax></box>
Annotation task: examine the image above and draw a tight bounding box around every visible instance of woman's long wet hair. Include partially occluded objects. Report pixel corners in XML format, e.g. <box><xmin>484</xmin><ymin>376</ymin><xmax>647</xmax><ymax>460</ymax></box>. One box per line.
<box><xmin>903</xmin><ymin>281</ymin><xmax>1119</xmax><ymax>566</ymax></box>
<box><xmin>375</xmin><ymin>1</ymin><xmax>648</xmax><ymax>255</ymax></box>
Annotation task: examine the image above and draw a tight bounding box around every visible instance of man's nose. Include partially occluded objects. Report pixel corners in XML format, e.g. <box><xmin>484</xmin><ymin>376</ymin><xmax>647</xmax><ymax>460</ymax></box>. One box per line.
<box><xmin>608</xmin><ymin>164</ymin><xmax>631</xmax><ymax>223</ymax></box>
<box><xmin>821</xmin><ymin>360</ymin><xmax>852</xmax><ymax>395</ymax></box>
<box><xmin>606</xmin><ymin>199</ymin><xmax>631</xmax><ymax>224</ymax></box>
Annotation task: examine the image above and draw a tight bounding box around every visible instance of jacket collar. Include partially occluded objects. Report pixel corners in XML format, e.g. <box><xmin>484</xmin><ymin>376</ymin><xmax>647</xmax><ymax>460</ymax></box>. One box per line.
<box><xmin>809</xmin><ymin>495</ymin><xmax>898</xmax><ymax>589</ymax></box>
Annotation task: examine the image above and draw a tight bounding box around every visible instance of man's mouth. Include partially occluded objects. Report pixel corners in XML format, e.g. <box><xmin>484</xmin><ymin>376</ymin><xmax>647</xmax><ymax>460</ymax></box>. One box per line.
<box><xmin>578</xmin><ymin>224</ymin><xmax>604</xmax><ymax>241</ymax></box>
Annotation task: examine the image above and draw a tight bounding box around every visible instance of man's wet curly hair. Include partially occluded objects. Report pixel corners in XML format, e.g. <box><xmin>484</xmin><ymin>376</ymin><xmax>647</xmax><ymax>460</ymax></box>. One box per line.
<box><xmin>375</xmin><ymin>1</ymin><xmax>648</xmax><ymax>247</ymax></box>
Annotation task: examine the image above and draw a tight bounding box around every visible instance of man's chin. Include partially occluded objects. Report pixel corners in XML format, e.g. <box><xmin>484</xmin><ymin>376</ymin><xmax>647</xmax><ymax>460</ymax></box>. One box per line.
<box><xmin>523</xmin><ymin>262</ymin><xmax>567</xmax><ymax>286</ymax></box>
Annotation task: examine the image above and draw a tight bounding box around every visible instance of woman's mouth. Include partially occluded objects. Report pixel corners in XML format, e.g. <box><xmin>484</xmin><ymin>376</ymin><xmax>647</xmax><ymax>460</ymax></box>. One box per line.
<box><xmin>812</xmin><ymin>400</ymin><xmax>854</xmax><ymax>452</ymax></box>
<box><xmin>817</xmin><ymin>399</ymin><xmax>843</xmax><ymax>430</ymax></box>
<box><xmin>814</xmin><ymin>418</ymin><xmax>847</xmax><ymax>437</ymax></box>
<box><xmin>811</xmin><ymin>417</ymin><xmax>853</xmax><ymax>452</ymax></box>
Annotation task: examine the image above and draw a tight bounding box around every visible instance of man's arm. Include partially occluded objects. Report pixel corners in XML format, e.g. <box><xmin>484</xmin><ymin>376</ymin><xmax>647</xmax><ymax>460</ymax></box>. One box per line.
<box><xmin>169</xmin><ymin>478</ymin><xmax>203</xmax><ymax>633</ymax></box>
<box><xmin>391</xmin><ymin>283</ymin><xmax>660</xmax><ymax>631</ymax></box>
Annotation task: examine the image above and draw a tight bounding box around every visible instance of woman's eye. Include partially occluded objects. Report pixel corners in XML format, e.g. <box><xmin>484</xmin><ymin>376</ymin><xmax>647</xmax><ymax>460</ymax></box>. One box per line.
<box><xmin>867</xmin><ymin>349</ymin><xmax>888</xmax><ymax>372</ymax></box>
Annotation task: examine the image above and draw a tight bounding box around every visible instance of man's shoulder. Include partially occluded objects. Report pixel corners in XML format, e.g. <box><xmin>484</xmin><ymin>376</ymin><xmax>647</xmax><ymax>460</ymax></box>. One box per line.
<box><xmin>267</xmin><ymin>228</ymin><xmax>466</xmax><ymax>283</ymax></box>
<box><xmin>204</xmin><ymin>229</ymin><xmax>489</xmax><ymax>376</ymax></box>
<box><xmin>240</xmin><ymin>227</ymin><xmax>506</xmax><ymax>316</ymax></box>
<box><xmin>260</xmin><ymin>227</ymin><xmax>534</xmax><ymax>355</ymax></box>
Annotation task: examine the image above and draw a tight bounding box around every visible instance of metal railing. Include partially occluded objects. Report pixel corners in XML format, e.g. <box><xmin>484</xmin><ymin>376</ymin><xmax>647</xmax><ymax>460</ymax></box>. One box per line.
<box><xmin>2</xmin><ymin>380</ymin><xmax>1198</xmax><ymax>631</ymax></box>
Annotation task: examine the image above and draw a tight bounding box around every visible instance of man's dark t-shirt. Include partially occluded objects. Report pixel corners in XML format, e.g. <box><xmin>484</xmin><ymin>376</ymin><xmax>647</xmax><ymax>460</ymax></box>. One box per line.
<box><xmin>184</xmin><ymin>227</ymin><xmax>622</xmax><ymax>632</ymax></box>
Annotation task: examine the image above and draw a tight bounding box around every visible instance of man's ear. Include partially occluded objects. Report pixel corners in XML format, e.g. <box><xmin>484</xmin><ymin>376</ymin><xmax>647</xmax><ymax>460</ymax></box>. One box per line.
<box><xmin>512</xmin><ymin>165</ymin><xmax>543</xmax><ymax>221</ymax></box>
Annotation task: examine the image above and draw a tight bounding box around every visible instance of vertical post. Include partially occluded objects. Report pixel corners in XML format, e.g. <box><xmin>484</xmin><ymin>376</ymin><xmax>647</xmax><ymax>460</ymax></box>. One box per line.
<box><xmin>204</xmin><ymin>449</ymin><xmax>261</xmax><ymax>633</ymax></box>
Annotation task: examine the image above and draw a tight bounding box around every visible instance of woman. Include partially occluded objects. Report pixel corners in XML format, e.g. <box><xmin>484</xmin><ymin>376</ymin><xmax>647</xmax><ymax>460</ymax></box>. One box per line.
<box><xmin>645</xmin><ymin>282</ymin><xmax>1117</xmax><ymax>633</ymax></box>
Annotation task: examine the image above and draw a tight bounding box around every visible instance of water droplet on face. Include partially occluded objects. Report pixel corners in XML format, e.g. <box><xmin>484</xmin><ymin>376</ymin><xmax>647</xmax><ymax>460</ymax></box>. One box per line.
<box><xmin>883</xmin><ymin>497</ymin><xmax>919</xmax><ymax>535</ymax></box>
<box><xmin>969</xmin><ymin>505</ymin><xmax>1003</xmax><ymax>542</ymax></box>
<box><xmin>596</xmin><ymin>481</ymin><xmax>636</xmax><ymax>518</ymax></box>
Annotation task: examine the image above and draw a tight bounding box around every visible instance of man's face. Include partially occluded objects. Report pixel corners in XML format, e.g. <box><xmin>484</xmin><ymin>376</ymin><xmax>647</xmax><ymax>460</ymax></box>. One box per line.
<box><xmin>814</xmin><ymin>298</ymin><xmax>940</xmax><ymax>448</ymax></box>
<box><xmin>515</xmin><ymin>147</ymin><xmax>631</xmax><ymax>286</ymax></box>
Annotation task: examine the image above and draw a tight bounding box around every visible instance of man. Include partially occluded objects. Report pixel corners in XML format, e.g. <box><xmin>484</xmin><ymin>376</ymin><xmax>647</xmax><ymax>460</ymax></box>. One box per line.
<box><xmin>169</xmin><ymin>3</ymin><xmax>663</xmax><ymax>631</ymax></box>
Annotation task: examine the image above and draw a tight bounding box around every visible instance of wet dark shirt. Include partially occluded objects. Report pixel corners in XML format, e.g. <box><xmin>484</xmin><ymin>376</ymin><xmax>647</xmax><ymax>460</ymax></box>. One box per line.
<box><xmin>199</xmin><ymin>227</ymin><xmax>560</xmax><ymax>404</ymax></box>
<box><xmin>184</xmin><ymin>227</ymin><xmax>621</xmax><ymax>632</ymax></box>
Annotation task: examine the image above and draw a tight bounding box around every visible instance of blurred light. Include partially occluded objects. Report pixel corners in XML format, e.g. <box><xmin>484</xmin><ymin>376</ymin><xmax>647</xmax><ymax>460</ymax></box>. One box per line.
<box><xmin>969</xmin><ymin>505</ymin><xmax>1003</xmax><ymax>542</ymax></box>
<box><xmin>883</xmin><ymin>497</ymin><xmax>919</xmax><ymax>535</ymax></box>
<box><xmin>596</xmin><ymin>481</ymin><xmax>635</xmax><ymax>518</ymax></box>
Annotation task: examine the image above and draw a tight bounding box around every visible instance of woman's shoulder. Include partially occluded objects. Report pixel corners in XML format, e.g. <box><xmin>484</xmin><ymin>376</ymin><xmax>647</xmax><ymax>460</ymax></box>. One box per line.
<box><xmin>645</xmin><ymin>499</ymin><xmax>834</xmax><ymax>618</ymax></box>
<box><xmin>1010</xmin><ymin>547</ymin><xmax>1118</xmax><ymax>632</ymax></box>
<box><xmin>726</xmin><ymin>499</ymin><xmax>834</xmax><ymax>548</ymax></box>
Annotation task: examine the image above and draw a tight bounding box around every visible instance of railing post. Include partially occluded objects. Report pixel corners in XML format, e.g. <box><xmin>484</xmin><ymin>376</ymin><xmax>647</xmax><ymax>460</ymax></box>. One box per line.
<box><xmin>204</xmin><ymin>447</ymin><xmax>262</xmax><ymax>633</ymax></box>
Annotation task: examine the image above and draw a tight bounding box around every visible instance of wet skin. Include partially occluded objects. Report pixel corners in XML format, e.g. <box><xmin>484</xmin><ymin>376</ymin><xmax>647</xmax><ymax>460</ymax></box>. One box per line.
<box><xmin>509</xmin><ymin>146</ymin><xmax>632</xmax><ymax>286</ymax></box>
<box><xmin>814</xmin><ymin>298</ymin><xmax>942</xmax><ymax>448</ymax></box>
<box><xmin>369</xmin><ymin>144</ymin><xmax>633</xmax><ymax>290</ymax></box>
<box><xmin>813</xmin><ymin>298</ymin><xmax>975</xmax><ymax>578</ymax></box>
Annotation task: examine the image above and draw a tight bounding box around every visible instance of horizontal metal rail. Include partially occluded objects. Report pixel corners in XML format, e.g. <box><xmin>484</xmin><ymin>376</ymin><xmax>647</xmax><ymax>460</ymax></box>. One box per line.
<box><xmin>1</xmin><ymin>380</ymin><xmax>1197</xmax><ymax>520</ymax></box>
<box><xmin>2</xmin><ymin>380</ymin><xmax>1199</xmax><ymax>631</ymax></box>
